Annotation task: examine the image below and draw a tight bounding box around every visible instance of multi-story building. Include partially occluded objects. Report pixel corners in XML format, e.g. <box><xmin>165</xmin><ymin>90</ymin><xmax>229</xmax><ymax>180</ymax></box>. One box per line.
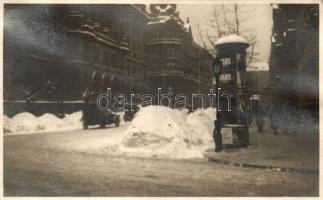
<box><xmin>146</xmin><ymin>4</ymin><xmax>213</xmax><ymax>97</ymax></box>
<box><xmin>269</xmin><ymin>4</ymin><xmax>319</xmax><ymax>128</ymax></box>
<box><xmin>4</xmin><ymin>4</ymin><xmax>213</xmax><ymax>116</ymax></box>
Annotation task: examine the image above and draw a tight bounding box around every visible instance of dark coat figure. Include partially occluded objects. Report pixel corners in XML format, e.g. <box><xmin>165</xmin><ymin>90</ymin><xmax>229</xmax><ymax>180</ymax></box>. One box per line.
<box><xmin>270</xmin><ymin>76</ymin><xmax>283</xmax><ymax>135</ymax></box>
<box><xmin>82</xmin><ymin>89</ymin><xmax>97</xmax><ymax>122</ymax></box>
<box><xmin>256</xmin><ymin>107</ymin><xmax>265</xmax><ymax>132</ymax></box>
<box><xmin>249</xmin><ymin>100</ymin><xmax>258</xmax><ymax>125</ymax></box>
<box><xmin>270</xmin><ymin>106</ymin><xmax>280</xmax><ymax>135</ymax></box>
<box><xmin>82</xmin><ymin>71</ymin><xmax>103</xmax><ymax>125</ymax></box>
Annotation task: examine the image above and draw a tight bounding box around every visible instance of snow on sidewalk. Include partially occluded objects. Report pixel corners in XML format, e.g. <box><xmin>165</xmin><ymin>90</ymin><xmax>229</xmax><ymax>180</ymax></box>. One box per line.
<box><xmin>205</xmin><ymin>126</ymin><xmax>319</xmax><ymax>170</ymax></box>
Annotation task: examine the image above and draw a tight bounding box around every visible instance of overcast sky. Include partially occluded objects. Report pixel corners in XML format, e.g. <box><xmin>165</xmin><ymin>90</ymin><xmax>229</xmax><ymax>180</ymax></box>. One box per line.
<box><xmin>177</xmin><ymin>4</ymin><xmax>273</xmax><ymax>63</ymax></box>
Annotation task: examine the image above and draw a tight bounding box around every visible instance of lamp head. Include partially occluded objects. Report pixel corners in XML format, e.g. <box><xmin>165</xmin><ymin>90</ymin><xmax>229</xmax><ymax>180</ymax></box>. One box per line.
<box><xmin>212</xmin><ymin>56</ymin><xmax>222</xmax><ymax>76</ymax></box>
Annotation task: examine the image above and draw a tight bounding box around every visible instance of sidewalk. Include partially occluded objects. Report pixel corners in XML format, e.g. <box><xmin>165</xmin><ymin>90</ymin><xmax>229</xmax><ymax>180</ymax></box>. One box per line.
<box><xmin>204</xmin><ymin>125</ymin><xmax>319</xmax><ymax>173</ymax></box>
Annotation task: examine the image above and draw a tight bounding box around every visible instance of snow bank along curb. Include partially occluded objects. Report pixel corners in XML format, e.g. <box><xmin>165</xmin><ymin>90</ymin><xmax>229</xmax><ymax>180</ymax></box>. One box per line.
<box><xmin>4</xmin><ymin>111</ymin><xmax>127</xmax><ymax>135</ymax></box>
<box><xmin>4</xmin><ymin>112</ymin><xmax>83</xmax><ymax>135</ymax></box>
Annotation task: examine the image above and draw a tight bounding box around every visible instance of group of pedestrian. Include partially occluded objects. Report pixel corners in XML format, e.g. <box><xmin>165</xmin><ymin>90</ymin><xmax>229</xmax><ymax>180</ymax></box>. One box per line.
<box><xmin>249</xmin><ymin>100</ymin><xmax>298</xmax><ymax>135</ymax></box>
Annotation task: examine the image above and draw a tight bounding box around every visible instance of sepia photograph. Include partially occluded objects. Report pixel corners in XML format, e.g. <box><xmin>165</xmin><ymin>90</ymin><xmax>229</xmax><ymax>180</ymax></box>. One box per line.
<box><xmin>3</xmin><ymin>1</ymin><xmax>320</xmax><ymax>197</ymax></box>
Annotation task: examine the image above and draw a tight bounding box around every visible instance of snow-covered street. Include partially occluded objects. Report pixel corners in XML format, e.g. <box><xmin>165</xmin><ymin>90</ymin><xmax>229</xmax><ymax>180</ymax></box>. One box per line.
<box><xmin>4</xmin><ymin>126</ymin><xmax>318</xmax><ymax>196</ymax></box>
<box><xmin>3</xmin><ymin>106</ymin><xmax>319</xmax><ymax>196</ymax></box>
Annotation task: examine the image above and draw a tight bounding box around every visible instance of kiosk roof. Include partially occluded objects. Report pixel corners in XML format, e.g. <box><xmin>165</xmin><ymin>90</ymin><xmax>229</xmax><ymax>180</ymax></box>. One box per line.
<box><xmin>215</xmin><ymin>35</ymin><xmax>249</xmax><ymax>46</ymax></box>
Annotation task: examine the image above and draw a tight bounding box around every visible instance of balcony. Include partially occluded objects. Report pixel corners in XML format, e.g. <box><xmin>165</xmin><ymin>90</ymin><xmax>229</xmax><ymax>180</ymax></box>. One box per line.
<box><xmin>146</xmin><ymin>38</ymin><xmax>183</xmax><ymax>46</ymax></box>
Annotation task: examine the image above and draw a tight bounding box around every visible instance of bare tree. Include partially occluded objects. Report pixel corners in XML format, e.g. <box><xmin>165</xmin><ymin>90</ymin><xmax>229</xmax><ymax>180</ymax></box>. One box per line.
<box><xmin>198</xmin><ymin>4</ymin><xmax>259</xmax><ymax>64</ymax></box>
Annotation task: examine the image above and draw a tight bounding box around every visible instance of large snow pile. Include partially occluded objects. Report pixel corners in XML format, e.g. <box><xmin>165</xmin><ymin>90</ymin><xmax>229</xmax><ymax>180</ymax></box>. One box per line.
<box><xmin>4</xmin><ymin>111</ymin><xmax>83</xmax><ymax>135</ymax></box>
<box><xmin>186</xmin><ymin>108</ymin><xmax>216</xmax><ymax>146</ymax></box>
<box><xmin>120</xmin><ymin>106</ymin><xmax>216</xmax><ymax>159</ymax></box>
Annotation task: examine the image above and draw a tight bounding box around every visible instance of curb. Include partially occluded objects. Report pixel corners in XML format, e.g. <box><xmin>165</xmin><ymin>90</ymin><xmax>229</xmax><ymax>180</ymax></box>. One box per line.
<box><xmin>204</xmin><ymin>156</ymin><xmax>318</xmax><ymax>175</ymax></box>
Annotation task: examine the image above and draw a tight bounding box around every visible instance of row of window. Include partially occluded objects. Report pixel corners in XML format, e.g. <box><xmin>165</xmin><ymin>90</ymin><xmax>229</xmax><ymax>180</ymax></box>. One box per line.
<box><xmin>124</xmin><ymin>61</ymin><xmax>147</xmax><ymax>79</ymax></box>
<box><xmin>150</xmin><ymin>46</ymin><xmax>178</xmax><ymax>56</ymax></box>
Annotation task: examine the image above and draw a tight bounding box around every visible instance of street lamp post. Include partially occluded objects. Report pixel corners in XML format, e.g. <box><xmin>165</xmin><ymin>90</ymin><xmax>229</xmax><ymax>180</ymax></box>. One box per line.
<box><xmin>212</xmin><ymin>56</ymin><xmax>222</xmax><ymax>152</ymax></box>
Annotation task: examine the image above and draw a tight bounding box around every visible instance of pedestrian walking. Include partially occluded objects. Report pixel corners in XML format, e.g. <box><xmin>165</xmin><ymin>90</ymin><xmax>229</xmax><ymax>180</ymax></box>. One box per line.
<box><xmin>270</xmin><ymin>105</ymin><xmax>280</xmax><ymax>135</ymax></box>
<box><xmin>256</xmin><ymin>107</ymin><xmax>265</xmax><ymax>132</ymax></box>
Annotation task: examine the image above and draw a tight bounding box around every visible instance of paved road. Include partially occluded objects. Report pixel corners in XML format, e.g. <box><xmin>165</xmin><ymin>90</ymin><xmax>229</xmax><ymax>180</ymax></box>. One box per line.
<box><xmin>4</xmin><ymin>126</ymin><xmax>319</xmax><ymax>196</ymax></box>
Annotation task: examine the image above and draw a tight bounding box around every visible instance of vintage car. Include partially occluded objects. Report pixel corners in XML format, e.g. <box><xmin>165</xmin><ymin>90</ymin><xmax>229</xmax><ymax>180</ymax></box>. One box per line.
<box><xmin>82</xmin><ymin>103</ymin><xmax>120</xmax><ymax>129</ymax></box>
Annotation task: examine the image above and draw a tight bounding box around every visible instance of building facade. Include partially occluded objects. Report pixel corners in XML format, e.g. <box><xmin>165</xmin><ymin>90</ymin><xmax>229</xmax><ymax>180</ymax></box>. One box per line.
<box><xmin>4</xmin><ymin>4</ymin><xmax>213</xmax><ymax>116</ymax></box>
<box><xmin>146</xmin><ymin>4</ymin><xmax>213</xmax><ymax>97</ymax></box>
<box><xmin>269</xmin><ymin>4</ymin><xmax>319</xmax><ymax>130</ymax></box>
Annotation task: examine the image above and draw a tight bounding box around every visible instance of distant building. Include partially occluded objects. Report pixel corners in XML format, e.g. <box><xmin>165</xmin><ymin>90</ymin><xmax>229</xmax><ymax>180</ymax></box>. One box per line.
<box><xmin>246</xmin><ymin>62</ymin><xmax>270</xmax><ymax>96</ymax></box>
<box><xmin>4</xmin><ymin>4</ymin><xmax>213</xmax><ymax>116</ymax></box>
<box><xmin>269</xmin><ymin>4</ymin><xmax>319</xmax><ymax>125</ymax></box>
